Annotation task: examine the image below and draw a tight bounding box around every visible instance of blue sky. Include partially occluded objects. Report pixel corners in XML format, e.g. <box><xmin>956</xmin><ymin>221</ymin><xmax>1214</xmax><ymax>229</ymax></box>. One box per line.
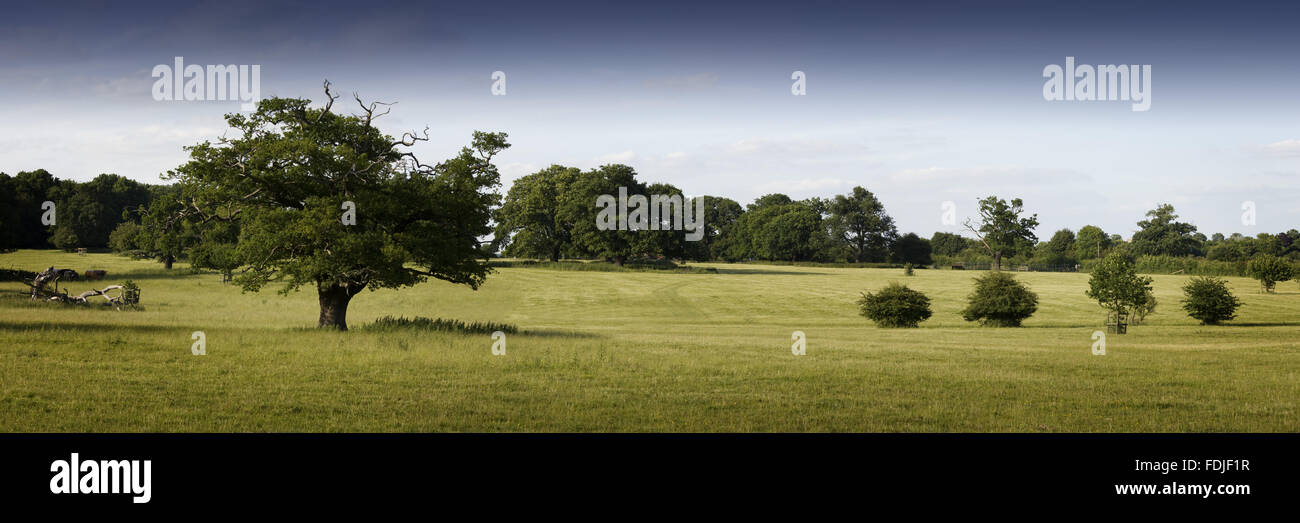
<box><xmin>2</xmin><ymin>0</ymin><xmax>1299</xmax><ymax>239</ymax></box>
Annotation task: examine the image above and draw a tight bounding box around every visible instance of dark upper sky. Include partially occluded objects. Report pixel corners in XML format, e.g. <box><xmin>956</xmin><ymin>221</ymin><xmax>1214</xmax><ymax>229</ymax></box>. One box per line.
<box><xmin>3</xmin><ymin>0</ymin><xmax>1299</xmax><ymax>236</ymax></box>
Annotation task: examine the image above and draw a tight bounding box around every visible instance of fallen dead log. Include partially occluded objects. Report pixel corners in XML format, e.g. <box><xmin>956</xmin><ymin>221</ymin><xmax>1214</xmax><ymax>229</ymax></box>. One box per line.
<box><xmin>27</xmin><ymin>268</ymin><xmax>140</xmax><ymax>309</ymax></box>
<box><xmin>69</xmin><ymin>285</ymin><xmax>124</xmax><ymax>303</ymax></box>
<box><xmin>30</xmin><ymin>267</ymin><xmax>75</xmax><ymax>299</ymax></box>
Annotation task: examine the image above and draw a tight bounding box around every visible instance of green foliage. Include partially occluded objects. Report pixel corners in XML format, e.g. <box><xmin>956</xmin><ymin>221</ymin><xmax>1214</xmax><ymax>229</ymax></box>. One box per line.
<box><xmin>27</xmin><ymin>174</ymin><xmax>153</xmax><ymax>250</ymax></box>
<box><xmin>964</xmin><ymin>196</ymin><xmax>1039</xmax><ymax>270</ymax></box>
<box><xmin>1131</xmin><ymin>204</ymin><xmax>1202</xmax><ymax>257</ymax></box>
<box><xmin>930</xmin><ymin>231</ymin><xmax>972</xmax><ymax>257</ymax></box>
<box><xmin>186</xmin><ymin>220</ymin><xmax>241</xmax><ymax>281</ymax></box>
<box><xmin>903</xmin><ymin>263</ymin><xmax>914</xmax><ymax>276</ymax></box>
<box><xmin>49</xmin><ymin>226</ymin><xmax>79</xmax><ymax>251</ymax></box>
<box><xmin>689</xmin><ymin>196</ymin><xmax>742</xmax><ymax>261</ymax></box>
<box><xmin>826</xmin><ymin>186</ymin><xmax>897</xmax><ymax>263</ymax></box>
<box><xmin>0</xmin><ymin>174</ymin><xmax>20</xmax><ymax>253</ymax></box>
<box><xmin>753</xmin><ymin>204</ymin><xmax>820</xmax><ymax>261</ymax></box>
<box><xmin>564</xmin><ymin>164</ymin><xmax>646</xmax><ymax>265</ymax></box>
<box><xmin>1032</xmin><ymin>228</ymin><xmax>1078</xmax><ymax>267</ymax></box>
<box><xmin>638</xmin><ymin>182</ymin><xmax>693</xmax><ymax>261</ymax></box>
<box><xmin>1084</xmin><ymin>255</ymin><xmax>1246</xmax><ymax>277</ymax></box>
<box><xmin>1180</xmin><ymin>276</ymin><xmax>1241</xmax><ymax>325</ymax></box>
<box><xmin>857</xmin><ymin>282</ymin><xmax>932</xmax><ymax>328</ymax></box>
<box><xmin>1075</xmin><ymin>225</ymin><xmax>1110</xmax><ymax>260</ymax></box>
<box><xmin>488</xmin><ymin>259</ymin><xmax>714</xmax><ymax>273</ymax></box>
<box><xmin>108</xmin><ymin>221</ymin><xmax>141</xmax><ymax>253</ymax></box>
<box><xmin>1085</xmin><ymin>252</ymin><xmax>1154</xmax><ymax>326</ymax></box>
<box><xmin>748</xmin><ymin>193</ymin><xmax>793</xmax><ymax>210</ymax></box>
<box><xmin>891</xmin><ymin>233</ymin><xmax>932</xmax><ymax>266</ymax></box>
<box><xmin>133</xmin><ymin>184</ymin><xmax>193</xmax><ymax>268</ymax></box>
<box><xmin>1246</xmin><ymin>254</ymin><xmax>1294</xmax><ymax>293</ymax></box>
<box><xmin>1130</xmin><ymin>287</ymin><xmax>1157</xmax><ymax>325</ymax></box>
<box><xmin>961</xmin><ymin>271</ymin><xmax>1038</xmax><ymax>327</ymax></box>
<box><xmin>365</xmin><ymin>315</ymin><xmax>518</xmax><ymax>335</ymax></box>
<box><xmin>1047</xmin><ymin>228</ymin><xmax>1075</xmax><ymax>256</ymax></box>
<box><xmin>723</xmin><ymin>199</ymin><xmax>826</xmax><ymax>262</ymax></box>
<box><xmin>493</xmin><ymin>165</ymin><xmax>581</xmax><ymax>261</ymax></box>
<box><xmin>165</xmin><ymin>89</ymin><xmax>509</xmax><ymax>330</ymax></box>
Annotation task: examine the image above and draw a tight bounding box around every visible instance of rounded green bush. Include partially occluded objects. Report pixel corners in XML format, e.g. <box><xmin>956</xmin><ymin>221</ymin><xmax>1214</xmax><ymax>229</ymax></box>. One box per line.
<box><xmin>1246</xmin><ymin>254</ymin><xmax>1294</xmax><ymax>293</ymax></box>
<box><xmin>961</xmin><ymin>271</ymin><xmax>1038</xmax><ymax>327</ymax></box>
<box><xmin>1181</xmin><ymin>276</ymin><xmax>1242</xmax><ymax>325</ymax></box>
<box><xmin>857</xmin><ymin>282</ymin><xmax>932</xmax><ymax>328</ymax></box>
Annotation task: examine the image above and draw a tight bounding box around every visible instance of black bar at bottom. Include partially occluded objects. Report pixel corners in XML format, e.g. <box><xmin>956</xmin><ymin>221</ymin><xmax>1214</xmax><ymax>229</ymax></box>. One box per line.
<box><xmin>0</xmin><ymin>434</ymin><xmax>1291</xmax><ymax>511</ymax></box>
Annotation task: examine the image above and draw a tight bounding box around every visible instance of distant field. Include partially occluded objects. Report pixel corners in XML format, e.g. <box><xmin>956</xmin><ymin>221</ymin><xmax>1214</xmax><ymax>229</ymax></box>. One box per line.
<box><xmin>1</xmin><ymin>249</ymin><xmax>1296</xmax><ymax>432</ymax></box>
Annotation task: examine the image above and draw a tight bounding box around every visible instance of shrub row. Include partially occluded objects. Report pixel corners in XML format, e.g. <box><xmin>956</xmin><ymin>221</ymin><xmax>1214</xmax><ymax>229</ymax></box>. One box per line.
<box><xmin>858</xmin><ymin>270</ymin><xmax>1247</xmax><ymax>328</ymax></box>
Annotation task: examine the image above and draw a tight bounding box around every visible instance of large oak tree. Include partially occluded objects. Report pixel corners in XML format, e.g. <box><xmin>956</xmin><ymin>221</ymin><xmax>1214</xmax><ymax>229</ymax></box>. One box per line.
<box><xmin>167</xmin><ymin>83</ymin><xmax>508</xmax><ymax>330</ymax></box>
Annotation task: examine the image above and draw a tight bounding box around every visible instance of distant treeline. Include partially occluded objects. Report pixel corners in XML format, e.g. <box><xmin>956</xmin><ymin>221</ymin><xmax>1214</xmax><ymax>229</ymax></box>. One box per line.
<box><xmin>4</xmin><ymin>167</ymin><xmax>1300</xmax><ymax>277</ymax></box>
<box><xmin>491</xmin><ymin>164</ymin><xmax>1300</xmax><ymax>272</ymax></box>
<box><xmin>0</xmin><ymin>169</ymin><xmax>156</xmax><ymax>251</ymax></box>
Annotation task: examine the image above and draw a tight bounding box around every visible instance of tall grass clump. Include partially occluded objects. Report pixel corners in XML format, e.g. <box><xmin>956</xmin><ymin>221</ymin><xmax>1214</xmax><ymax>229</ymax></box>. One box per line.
<box><xmin>366</xmin><ymin>316</ymin><xmax>518</xmax><ymax>335</ymax></box>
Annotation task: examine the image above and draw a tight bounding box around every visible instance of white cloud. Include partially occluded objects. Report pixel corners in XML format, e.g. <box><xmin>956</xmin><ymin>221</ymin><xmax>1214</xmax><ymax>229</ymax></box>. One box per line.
<box><xmin>1258</xmin><ymin>139</ymin><xmax>1300</xmax><ymax>157</ymax></box>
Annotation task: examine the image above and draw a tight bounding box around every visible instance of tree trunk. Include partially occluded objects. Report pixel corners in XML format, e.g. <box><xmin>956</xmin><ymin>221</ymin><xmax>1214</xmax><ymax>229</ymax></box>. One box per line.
<box><xmin>611</xmin><ymin>255</ymin><xmax>625</xmax><ymax>267</ymax></box>
<box><xmin>163</xmin><ymin>255</ymin><xmax>174</xmax><ymax>270</ymax></box>
<box><xmin>317</xmin><ymin>283</ymin><xmax>354</xmax><ymax>331</ymax></box>
<box><xmin>549</xmin><ymin>245</ymin><xmax>560</xmax><ymax>262</ymax></box>
<box><xmin>992</xmin><ymin>252</ymin><xmax>1002</xmax><ymax>271</ymax></box>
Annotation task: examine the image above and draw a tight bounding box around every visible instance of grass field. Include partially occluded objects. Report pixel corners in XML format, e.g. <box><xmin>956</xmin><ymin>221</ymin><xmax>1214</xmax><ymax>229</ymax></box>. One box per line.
<box><xmin>1</xmin><ymin>249</ymin><xmax>1297</xmax><ymax>432</ymax></box>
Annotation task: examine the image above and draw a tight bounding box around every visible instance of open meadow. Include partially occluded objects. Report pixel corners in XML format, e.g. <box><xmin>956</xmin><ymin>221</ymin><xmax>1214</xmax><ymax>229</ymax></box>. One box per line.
<box><xmin>1</xmin><ymin>250</ymin><xmax>1296</xmax><ymax>432</ymax></box>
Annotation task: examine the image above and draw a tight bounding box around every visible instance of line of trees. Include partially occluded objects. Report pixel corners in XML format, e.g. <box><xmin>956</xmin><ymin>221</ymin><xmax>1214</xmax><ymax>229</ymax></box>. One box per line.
<box><xmin>492</xmin><ymin>166</ymin><xmax>935</xmax><ymax>266</ymax></box>
<box><xmin>10</xmin><ymin>164</ymin><xmax>1300</xmax><ymax>278</ymax></box>
<box><xmin>0</xmin><ymin>170</ymin><xmax>154</xmax><ymax>253</ymax></box>
<box><xmin>932</xmin><ymin>204</ymin><xmax>1300</xmax><ymax>271</ymax></box>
